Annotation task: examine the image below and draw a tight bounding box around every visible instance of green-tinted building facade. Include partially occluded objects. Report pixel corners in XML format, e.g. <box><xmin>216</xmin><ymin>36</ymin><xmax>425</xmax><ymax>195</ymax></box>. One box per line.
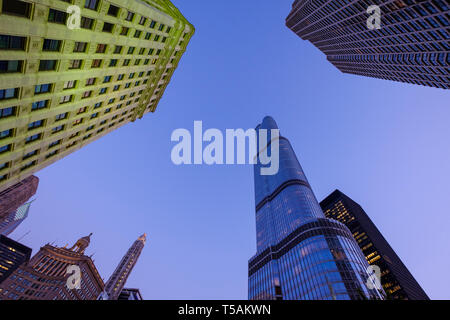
<box><xmin>0</xmin><ymin>0</ymin><xmax>194</xmax><ymax>191</ymax></box>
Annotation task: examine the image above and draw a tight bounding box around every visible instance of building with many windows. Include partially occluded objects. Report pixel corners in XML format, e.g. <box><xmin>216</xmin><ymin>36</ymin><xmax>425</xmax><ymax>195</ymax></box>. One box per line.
<box><xmin>102</xmin><ymin>234</ymin><xmax>146</xmax><ymax>300</ymax></box>
<box><xmin>0</xmin><ymin>233</ymin><xmax>104</xmax><ymax>300</ymax></box>
<box><xmin>0</xmin><ymin>175</ymin><xmax>38</xmax><ymax>221</ymax></box>
<box><xmin>248</xmin><ymin>117</ymin><xmax>384</xmax><ymax>300</ymax></box>
<box><xmin>0</xmin><ymin>0</ymin><xmax>194</xmax><ymax>192</ymax></box>
<box><xmin>0</xmin><ymin>234</ymin><xmax>32</xmax><ymax>284</ymax></box>
<box><xmin>118</xmin><ymin>288</ymin><xmax>143</xmax><ymax>300</ymax></box>
<box><xmin>0</xmin><ymin>201</ymin><xmax>33</xmax><ymax>236</ymax></box>
<box><xmin>320</xmin><ymin>190</ymin><xmax>429</xmax><ymax>300</ymax></box>
<box><xmin>286</xmin><ymin>0</ymin><xmax>449</xmax><ymax>89</ymax></box>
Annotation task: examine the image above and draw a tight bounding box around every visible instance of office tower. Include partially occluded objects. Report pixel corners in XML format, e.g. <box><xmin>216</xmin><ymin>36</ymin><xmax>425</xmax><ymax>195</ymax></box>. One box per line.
<box><xmin>0</xmin><ymin>0</ymin><xmax>194</xmax><ymax>192</ymax></box>
<box><xmin>286</xmin><ymin>1</ymin><xmax>449</xmax><ymax>89</ymax></box>
<box><xmin>0</xmin><ymin>233</ymin><xmax>104</xmax><ymax>300</ymax></box>
<box><xmin>0</xmin><ymin>235</ymin><xmax>32</xmax><ymax>284</ymax></box>
<box><xmin>103</xmin><ymin>234</ymin><xmax>146</xmax><ymax>300</ymax></box>
<box><xmin>0</xmin><ymin>201</ymin><xmax>33</xmax><ymax>236</ymax></box>
<box><xmin>118</xmin><ymin>288</ymin><xmax>143</xmax><ymax>300</ymax></box>
<box><xmin>320</xmin><ymin>190</ymin><xmax>429</xmax><ymax>300</ymax></box>
<box><xmin>0</xmin><ymin>175</ymin><xmax>38</xmax><ymax>220</ymax></box>
<box><xmin>249</xmin><ymin>116</ymin><xmax>383</xmax><ymax>300</ymax></box>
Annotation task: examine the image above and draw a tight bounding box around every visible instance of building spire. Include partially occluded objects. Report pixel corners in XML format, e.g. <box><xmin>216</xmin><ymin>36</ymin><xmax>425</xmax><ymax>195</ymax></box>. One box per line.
<box><xmin>68</xmin><ymin>233</ymin><xmax>93</xmax><ymax>254</ymax></box>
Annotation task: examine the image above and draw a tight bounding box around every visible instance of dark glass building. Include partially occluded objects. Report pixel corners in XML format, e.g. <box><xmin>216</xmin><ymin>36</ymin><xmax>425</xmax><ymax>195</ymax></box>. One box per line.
<box><xmin>320</xmin><ymin>190</ymin><xmax>429</xmax><ymax>300</ymax></box>
<box><xmin>0</xmin><ymin>235</ymin><xmax>31</xmax><ymax>284</ymax></box>
<box><xmin>118</xmin><ymin>288</ymin><xmax>143</xmax><ymax>300</ymax></box>
<box><xmin>286</xmin><ymin>1</ymin><xmax>449</xmax><ymax>89</ymax></box>
<box><xmin>248</xmin><ymin>116</ymin><xmax>383</xmax><ymax>300</ymax></box>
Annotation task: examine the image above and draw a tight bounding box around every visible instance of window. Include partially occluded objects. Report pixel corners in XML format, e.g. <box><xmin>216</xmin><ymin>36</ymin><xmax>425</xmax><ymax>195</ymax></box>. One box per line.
<box><xmin>158</xmin><ymin>24</ymin><xmax>165</xmax><ymax>31</ymax></box>
<box><xmin>104</xmin><ymin>108</ymin><xmax>111</xmax><ymax>113</ymax></box>
<box><xmin>109</xmin><ymin>59</ymin><xmax>117</xmax><ymax>67</ymax></box>
<box><xmin>120</xmin><ymin>27</ymin><xmax>129</xmax><ymax>36</ymax></box>
<box><xmin>21</xmin><ymin>160</ymin><xmax>36</xmax><ymax>171</ymax></box>
<box><xmin>99</xmin><ymin>88</ymin><xmax>107</xmax><ymax>94</ymax></box>
<box><xmin>55</xmin><ymin>113</ymin><xmax>68</xmax><ymax>121</ymax></box>
<box><xmin>128</xmin><ymin>47</ymin><xmax>135</xmax><ymax>54</ymax></box>
<box><xmin>91</xmin><ymin>113</ymin><xmax>98</xmax><ymax>119</ymax></box>
<box><xmin>35</xmin><ymin>84</ymin><xmax>52</xmax><ymax>94</ymax></box>
<box><xmin>139</xmin><ymin>16</ymin><xmax>147</xmax><ymax>25</ymax></box>
<box><xmin>23</xmin><ymin>150</ymin><xmax>38</xmax><ymax>160</ymax></box>
<box><xmin>103</xmin><ymin>76</ymin><xmax>112</xmax><ymax>83</ymax></box>
<box><xmin>82</xmin><ymin>90</ymin><xmax>92</xmax><ymax>98</ymax></box>
<box><xmin>145</xmin><ymin>32</ymin><xmax>152</xmax><ymax>40</ymax></box>
<box><xmin>91</xmin><ymin>59</ymin><xmax>102</xmax><ymax>68</ymax></box>
<box><xmin>113</xmin><ymin>85</ymin><xmax>120</xmax><ymax>91</ymax></box>
<box><xmin>94</xmin><ymin>102</ymin><xmax>102</xmax><ymax>109</ymax></box>
<box><xmin>96</xmin><ymin>44</ymin><xmax>107</xmax><ymax>53</ymax></box>
<box><xmin>0</xmin><ymin>60</ymin><xmax>23</xmax><ymax>73</ymax></box>
<box><xmin>85</xmin><ymin>78</ymin><xmax>96</xmax><ymax>86</ymax></box>
<box><xmin>64</xmin><ymin>80</ymin><xmax>76</xmax><ymax>89</ymax></box>
<box><xmin>0</xmin><ymin>162</ymin><xmax>9</xmax><ymax>171</ymax></box>
<box><xmin>73</xmin><ymin>42</ymin><xmax>87</xmax><ymax>52</ymax></box>
<box><xmin>69</xmin><ymin>59</ymin><xmax>82</xmax><ymax>69</ymax></box>
<box><xmin>26</xmin><ymin>134</ymin><xmax>41</xmax><ymax>144</ymax></box>
<box><xmin>48</xmin><ymin>9</ymin><xmax>67</xmax><ymax>24</ymax></box>
<box><xmin>86</xmin><ymin>125</ymin><xmax>94</xmax><ymax>131</ymax></box>
<box><xmin>123</xmin><ymin>59</ymin><xmax>130</xmax><ymax>66</ymax></box>
<box><xmin>0</xmin><ymin>107</ymin><xmax>16</xmax><ymax>119</ymax></box>
<box><xmin>0</xmin><ymin>129</ymin><xmax>13</xmax><ymax>140</ymax></box>
<box><xmin>49</xmin><ymin>140</ymin><xmax>61</xmax><ymax>148</ymax></box>
<box><xmin>43</xmin><ymin>39</ymin><xmax>61</xmax><ymax>51</ymax></box>
<box><xmin>39</xmin><ymin>60</ymin><xmax>57</xmax><ymax>71</ymax></box>
<box><xmin>0</xmin><ymin>144</ymin><xmax>11</xmax><ymax>154</ymax></box>
<box><xmin>150</xmin><ymin>20</ymin><xmax>156</xmax><ymax>28</ymax></box>
<box><xmin>108</xmin><ymin>5</ymin><xmax>119</xmax><ymax>17</ymax></box>
<box><xmin>134</xmin><ymin>30</ymin><xmax>142</xmax><ymax>38</ymax></box>
<box><xmin>52</xmin><ymin>125</ymin><xmax>64</xmax><ymax>133</ymax></box>
<box><xmin>46</xmin><ymin>150</ymin><xmax>58</xmax><ymax>159</ymax></box>
<box><xmin>0</xmin><ymin>35</ymin><xmax>26</xmax><ymax>50</ymax></box>
<box><xmin>103</xmin><ymin>22</ymin><xmax>114</xmax><ymax>33</ymax></box>
<box><xmin>125</xmin><ymin>11</ymin><xmax>134</xmax><ymax>21</ymax></box>
<box><xmin>80</xmin><ymin>17</ymin><xmax>94</xmax><ymax>29</ymax></box>
<box><xmin>31</xmin><ymin>100</ymin><xmax>48</xmax><ymax>111</ymax></box>
<box><xmin>59</xmin><ymin>95</ymin><xmax>72</xmax><ymax>104</ymax></box>
<box><xmin>154</xmin><ymin>35</ymin><xmax>160</xmax><ymax>41</ymax></box>
<box><xmin>77</xmin><ymin>107</ymin><xmax>87</xmax><ymax>114</ymax></box>
<box><xmin>2</xmin><ymin>0</ymin><xmax>31</xmax><ymax>18</ymax></box>
<box><xmin>118</xmin><ymin>74</ymin><xmax>124</xmax><ymax>80</ymax></box>
<box><xmin>114</xmin><ymin>45</ymin><xmax>123</xmax><ymax>54</ymax></box>
<box><xmin>0</xmin><ymin>88</ymin><xmax>18</xmax><ymax>100</ymax></box>
<box><xmin>84</xmin><ymin>0</ymin><xmax>99</xmax><ymax>11</ymax></box>
<box><xmin>73</xmin><ymin>118</ymin><xmax>83</xmax><ymax>126</ymax></box>
<box><xmin>28</xmin><ymin>120</ymin><xmax>44</xmax><ymax>130</ymax></box>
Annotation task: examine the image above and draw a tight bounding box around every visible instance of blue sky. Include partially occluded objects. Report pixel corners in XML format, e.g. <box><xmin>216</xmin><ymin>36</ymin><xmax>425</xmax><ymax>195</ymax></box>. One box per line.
<box><xmin>9</xmin><ymin>0</ymin><xmax>450</xmax><ymax>299</ymax></box>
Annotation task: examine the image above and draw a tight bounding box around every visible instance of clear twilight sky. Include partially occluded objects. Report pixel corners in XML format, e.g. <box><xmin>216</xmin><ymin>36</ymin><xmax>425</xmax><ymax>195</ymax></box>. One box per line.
<box><xmin>8</xmin><ymin>0</ymin><xmax>449</xmax><ymax>299</ymax></box>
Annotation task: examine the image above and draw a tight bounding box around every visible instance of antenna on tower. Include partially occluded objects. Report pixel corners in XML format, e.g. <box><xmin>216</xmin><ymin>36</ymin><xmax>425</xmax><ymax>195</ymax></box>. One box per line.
<box><xmin>17</xmin><ymin>230</ymin><xmax>31</xmax><ymax>242</ymax></box>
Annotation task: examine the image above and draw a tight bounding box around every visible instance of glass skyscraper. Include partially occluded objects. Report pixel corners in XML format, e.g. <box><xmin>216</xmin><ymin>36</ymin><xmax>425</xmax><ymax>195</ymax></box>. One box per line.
<box><xmin>321</xmin><ymin>190</ymin><xmax>429</xmax><ymax>300</ymax></box>
<box><xmin>286</xmin><ymin>1</ymin><xmax>449</xmax><ymax>89</ymax></box>
<box><xmin>0</xmin><ymin>201</ymin><xmax>33</xmax><ymax>236</ymax></box>
<box><xmin>248</xmin><ymin>116</ymin><xmax>384</xmax><ymax>300</ymax></box>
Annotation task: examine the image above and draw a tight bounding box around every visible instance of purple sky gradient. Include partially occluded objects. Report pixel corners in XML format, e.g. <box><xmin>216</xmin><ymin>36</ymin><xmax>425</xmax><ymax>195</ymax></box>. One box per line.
<box><xmin>8</xmin><ymin>0</ymin><xmax>449</xmax><ymax>299</ymax></box>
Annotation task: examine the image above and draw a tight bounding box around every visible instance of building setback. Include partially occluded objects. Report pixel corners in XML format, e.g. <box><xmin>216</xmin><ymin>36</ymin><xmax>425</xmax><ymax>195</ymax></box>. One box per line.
<box><xmin>0</xmin><ymin>0</ymin><xmax>194</xmax><ymax>192</ymax></box>
<box><xmin>103</xmin><ymin>234</ymin><xmax>146</xmax><ymax>300</ymax></box>
<box><xmin>0</xmin><ymin>201</ymin><xmax>33</xmax><ymax>236</ymax></box>
<box><xmin>0</xmin><ymin>233</ymin><xmax>104</xmax><ymax>300</ymax></box>
<box><xmin>286</xmin><ymin>0</ymin><xmax>449</xmax><ymax>89</ymax></box>
<box><xmin>248</xmin><ymin>116</ymin><xmax>383</xmax><ymax>300</ymax></box>
<box><xmin>0</xmin><ymin>234</ymin><xmax>32</xmax><ymax>284</ymax></box>
<box><xmin>0</xmin><ymin>175</ymin><xmax>38</xmax><ymax>221</ymax></box>
<box><xmin>320</xmin><ymin>190</ymin><xmax>429</xmax><ymax>300</ymax></box>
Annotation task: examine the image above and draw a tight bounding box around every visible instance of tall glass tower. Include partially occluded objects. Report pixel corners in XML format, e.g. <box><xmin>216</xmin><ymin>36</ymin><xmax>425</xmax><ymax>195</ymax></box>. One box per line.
<box><xmin>248</xmin><ymin>116</ymin><xmax>383</xmax><ymax>300</ymax></box>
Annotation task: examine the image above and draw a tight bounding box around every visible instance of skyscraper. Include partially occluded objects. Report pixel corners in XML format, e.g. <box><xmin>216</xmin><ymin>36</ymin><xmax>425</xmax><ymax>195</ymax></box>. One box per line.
<box><xmin>0</xmin><ymin>201</ymin><xmax>33</xmax><ymax>236</ymax></box>
<box><xmin>320</xmin><ymin>190</ymin><xmax>429</xmax><ymax>300</ymax></box>
<box><xmin>0</xmin><ymin>233</ymin><xmax>104</xmax><ymax>300</ymax></box>
<box><xmin>249</xmin><ymin>116</ymin><xmax>383</xmax><ymax>300</ymax></box>
<box><xmin>286</xmin><ymin>1</ymin><xmax>449</xmax><ymax>89</ymax></box>
<box><xmin>0</xmin><ymin>234</ymin><xmax>32</xmax><ymax>284</ymax></box>
<box><xmin>103</xmin><ymin>234</ymin><xmax>146</xmax><ymax>300</ymax></box>
<box><xmin>118</xmin><ymin>288</ymin><xmax>143</xmax><ymax>300</ymax></box>
<box><xmin>0</xmin><ymin>175</ymin><xmax>38</xmax><ymax>220</ymax></box>
<box><xmin>0</xmin><ymin>0</ymin><xmax>194</xmax><ymax>192</ymax></box>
